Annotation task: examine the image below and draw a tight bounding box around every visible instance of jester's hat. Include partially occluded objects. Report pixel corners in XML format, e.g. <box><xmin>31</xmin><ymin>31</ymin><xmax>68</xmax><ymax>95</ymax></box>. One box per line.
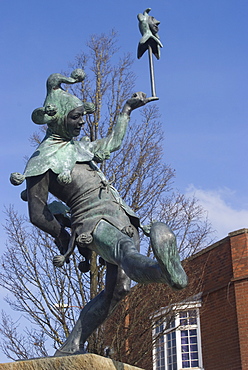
<box><xmin>31</xmin><ymin>69</ymin><xmax>95</xmax><ymax>135</ymax></box>
<box><xmin>10</xmin><ymin>69</ymin><xmax>95</xmax><ymax>187</ymax></box>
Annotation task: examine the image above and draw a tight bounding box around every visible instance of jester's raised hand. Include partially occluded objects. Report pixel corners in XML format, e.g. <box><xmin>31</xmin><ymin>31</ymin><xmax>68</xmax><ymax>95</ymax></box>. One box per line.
<box><xmin>129</xmin><ymin>91</ymin><xmax>158</xmax><ymax>110</ymax></box>
<box><xmin>123</xmin><ymin>92</ymin><xmax>158</xmax><ymax>115</ymax></box>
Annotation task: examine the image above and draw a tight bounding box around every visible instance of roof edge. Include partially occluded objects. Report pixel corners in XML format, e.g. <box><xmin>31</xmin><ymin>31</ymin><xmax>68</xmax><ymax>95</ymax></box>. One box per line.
<box><xmin>228</xmin><ymin>228</ymin><xmax>248</xmax><ymax>237</ymax></box>
<box><xmin>188</xmin><ymin>228</ymin><xmax>248</xmax><ymax>261</ymax></box>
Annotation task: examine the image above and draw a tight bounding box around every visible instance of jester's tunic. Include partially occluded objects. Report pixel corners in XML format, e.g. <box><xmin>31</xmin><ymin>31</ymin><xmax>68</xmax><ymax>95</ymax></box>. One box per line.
<box><xmin>38</xmin><ymin>161</ymin><xmax>139</xmax><ymax>238</ymax></box>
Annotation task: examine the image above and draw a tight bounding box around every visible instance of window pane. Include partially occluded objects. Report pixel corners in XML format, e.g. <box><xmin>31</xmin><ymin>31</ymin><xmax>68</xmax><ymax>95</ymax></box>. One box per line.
<box><xmin>189</xmin><ymin>329</ymin><xmax>197</xmax><ymax>336</ymax></box>
<box><xmin>190</xmin><ymin>336</ymin><xmax>197</xmax><ymax>344</ymax></box>
<box><xmin>168</xmin><ymin>362</ymin><xmax>177</xmax><ymax>370</ymax></box>
<box><xmin>182</xmin><ymin>353</ymin><xmax>189</xmax><ymax>361</ymax></box>
<box><xmin>180</xmin><ymin>312</ymin><xmax>187</xmax><ymax>318</ymax></box>
<box><xmin>189</xmin><ymin>310</ymin><xmax>197</xmax><ymax>325</ymax></box>
<box><xmin>179</xmin><ymin>312</ymin><xmax>188</xmax><ymax>326</ymax></box>
<box><xmin>181</xmin><ymin>330</ymin><xmax>188</xmax><ymax>337</ymax></box>
<box><xmin>189</xmin><ymin>317</ymin><xmax>197</xmax><ymax>325</ymax></box>
<box><xmin>190</xmin><ymin>352</ymin><xmax>198</xmax><ymax>360</ymax></box>
<box><xmin>182</xmin><ymin>345</ymin><xmax>188</xmax><ymax>352</ymax></box>
<box><xmin>181</xmin><ymin>336</ymin><xmax>188</xmax><ymax>344</ymax></box>
<box><xmin>180</xmin><ymin>319</ymin><xmax>187</xmax><ymax>325</ymax></box>
<box><xmin>170</xmin><ymin>319</ymin><xmax>176</xmax><ymax>328</ymax></box>
<box><xmin>191</xmin><ymin>360</ymin><xmax>199</xmax><ymax>367</ymax></box>
<box><xmin>190</xmin><ymin>344</ymin><xmax>197</xmax><ymax>352</ymax></box>
<box><xmin>182</xmin><ymin>360</ymin><xmax>190</xmax><ymax>368</ymax></box>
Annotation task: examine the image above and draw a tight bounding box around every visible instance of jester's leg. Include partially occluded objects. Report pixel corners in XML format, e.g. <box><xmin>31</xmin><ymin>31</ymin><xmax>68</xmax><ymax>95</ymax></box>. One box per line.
<box><xmin>54</xmin><ymin>263</ymin><xmax>130</xmax><ymax>357</ymax></box>
<box><xmin>109</xmin><ymin>267</ymin><xmax>131</xmax><ymax>315</ymax></box>
<box><xmin>93</xmin><ymin>220</ymin><xmax>188</xmax><ymax>290</ymax></box>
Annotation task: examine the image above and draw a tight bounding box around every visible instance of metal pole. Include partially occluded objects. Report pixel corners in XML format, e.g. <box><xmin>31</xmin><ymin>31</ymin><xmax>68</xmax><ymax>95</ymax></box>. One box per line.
<box><xmin>148</xmin><ymin>45</ymin><xmax>156</xmax><ymax>97</ymax></box>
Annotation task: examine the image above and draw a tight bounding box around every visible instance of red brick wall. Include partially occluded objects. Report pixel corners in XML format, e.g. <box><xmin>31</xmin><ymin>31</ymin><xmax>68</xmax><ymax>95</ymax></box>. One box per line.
<box><xmin>191</xmin><ymin>237</ymin><xmax>241</xmax><ymax>370</ymax></box>
<box><xmin>200</xmin><ymin>286</ymin><xmax>240</xmax><ymax>370</ymax></box>
<box><xmin>230</xmin><ymin>230</ymin><xmax>248</xmax><ymax>369</ymax></box>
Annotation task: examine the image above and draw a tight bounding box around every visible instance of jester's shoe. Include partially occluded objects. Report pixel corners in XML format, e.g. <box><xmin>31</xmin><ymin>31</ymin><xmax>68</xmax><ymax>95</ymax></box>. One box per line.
<box><xmin>150</xmin><ymin>222</ymin><xmax>188</xmax><ymax>290</ymax></box>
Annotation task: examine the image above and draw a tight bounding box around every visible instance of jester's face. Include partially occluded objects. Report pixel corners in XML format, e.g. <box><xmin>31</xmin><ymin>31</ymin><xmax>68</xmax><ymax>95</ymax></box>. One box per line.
<box><xmin>66</xmin><ymin>106</ymin><xmax>86</xmax><ymax>138</ymax></box>
<box><xmin>148</xmin><ymin>16</ymin><xmax>160</xmax><ymax>35</ymax></box>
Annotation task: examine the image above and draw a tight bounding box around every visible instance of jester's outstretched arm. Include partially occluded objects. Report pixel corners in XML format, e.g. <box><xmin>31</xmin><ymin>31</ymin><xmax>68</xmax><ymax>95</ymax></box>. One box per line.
<box><xmin>88</xmin><ymin>92</ymin><xmax>158</xmax><ymax>157</ymax></box>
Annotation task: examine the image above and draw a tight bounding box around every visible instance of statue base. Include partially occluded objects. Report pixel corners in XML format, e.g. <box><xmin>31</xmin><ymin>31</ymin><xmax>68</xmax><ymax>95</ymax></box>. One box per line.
<box><xmin>0</xmin><ymin>353</ymin><xmax>144</xmax><ymax>369</ymax></box>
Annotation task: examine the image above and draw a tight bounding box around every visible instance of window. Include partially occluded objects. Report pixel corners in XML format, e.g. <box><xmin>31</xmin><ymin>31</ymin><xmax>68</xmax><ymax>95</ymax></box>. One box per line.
<box><xmin>153</xmin><ymin>302</ymin><xmax>203</xmax><ymax>370</ymax></box>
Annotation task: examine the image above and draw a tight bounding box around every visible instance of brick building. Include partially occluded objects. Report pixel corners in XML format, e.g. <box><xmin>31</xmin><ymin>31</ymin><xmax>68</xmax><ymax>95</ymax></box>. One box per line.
<box><xmin>182</xmin><ymin>228</ymin><xmax>248</xmax><ymax>370</ymax></box>
<box><xmin>105</xmin><ymin>228</ymin><xmax>248</xmax><ymax>370</ymax></box>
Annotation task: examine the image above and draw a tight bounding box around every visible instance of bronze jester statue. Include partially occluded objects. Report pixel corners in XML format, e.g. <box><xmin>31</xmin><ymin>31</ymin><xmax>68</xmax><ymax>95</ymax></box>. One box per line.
<box><xmin>10</xmin><ymin>69</ymin><xmax>187</xmax><ymax>356</ymax></box>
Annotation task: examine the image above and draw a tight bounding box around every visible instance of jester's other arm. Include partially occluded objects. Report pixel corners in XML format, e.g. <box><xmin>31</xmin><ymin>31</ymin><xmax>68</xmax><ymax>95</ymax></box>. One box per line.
<box><xmin>26</xmin><ymin>171</ymin><xmax>70</xmax><ymax>254</ymax></box>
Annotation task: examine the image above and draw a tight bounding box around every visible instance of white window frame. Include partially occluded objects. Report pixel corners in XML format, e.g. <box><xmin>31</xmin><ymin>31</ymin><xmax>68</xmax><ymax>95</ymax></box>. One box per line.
<box><xmin>152</xmin><ymin>301</ymin><xmax>203</xmax><ymax>370</ymax></box>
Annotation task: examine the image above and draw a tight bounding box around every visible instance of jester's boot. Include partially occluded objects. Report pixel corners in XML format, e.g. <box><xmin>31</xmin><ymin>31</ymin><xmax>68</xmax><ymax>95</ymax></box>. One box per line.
<box><xmin>150</xmin><ymin>222</ymin><xmax>188</xmax><ymax>290</ymax></box>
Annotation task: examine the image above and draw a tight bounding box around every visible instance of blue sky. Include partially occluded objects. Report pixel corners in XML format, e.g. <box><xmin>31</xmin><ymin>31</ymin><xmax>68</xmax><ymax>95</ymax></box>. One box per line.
<box><xmin>0</xmin><ymin>0</ymin><xmax>247</xmax><ymax>362</ymax></box>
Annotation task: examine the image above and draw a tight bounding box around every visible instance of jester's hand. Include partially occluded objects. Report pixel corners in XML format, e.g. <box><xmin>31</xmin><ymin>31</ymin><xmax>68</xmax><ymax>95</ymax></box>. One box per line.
<box><xmin>125</xmin><ymin>92</ymin><xmax>159</xmax><ymax>113</ymax></box>
<box><xmin>53</xmin><ymin>254</ymin><xmax>66</xmax><ymax>268</ymax></box>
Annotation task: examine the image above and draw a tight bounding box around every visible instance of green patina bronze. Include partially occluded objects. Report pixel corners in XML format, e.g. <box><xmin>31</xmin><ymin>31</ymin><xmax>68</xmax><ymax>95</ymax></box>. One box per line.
<box><xmin>10</xmin><ymin>63</ymin><xmax>187</xmax><ymax>357</ymax></box>
<box><xmin>137</xmin><ymin>8</ymin><xmax>163</xmax><ymax>60</ymax></box>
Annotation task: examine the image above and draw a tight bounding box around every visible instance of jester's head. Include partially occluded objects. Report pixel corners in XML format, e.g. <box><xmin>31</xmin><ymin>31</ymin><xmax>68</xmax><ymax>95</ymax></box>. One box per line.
<box><xmin>31</xmin><ymin>69</ymin><xmax>95</xmax><ymax>140</ymax></box>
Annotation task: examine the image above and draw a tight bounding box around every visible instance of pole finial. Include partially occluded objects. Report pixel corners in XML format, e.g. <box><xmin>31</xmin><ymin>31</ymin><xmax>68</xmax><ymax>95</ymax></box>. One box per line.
<box><xmin>137</xmin><ymin>8</ymin><xmax>163</xmax><ymax>60</ymax></box>
<box><xmin>137</xmin><ymin>8</ymin><xmax>163</xmax><ymax>97</ymax></box>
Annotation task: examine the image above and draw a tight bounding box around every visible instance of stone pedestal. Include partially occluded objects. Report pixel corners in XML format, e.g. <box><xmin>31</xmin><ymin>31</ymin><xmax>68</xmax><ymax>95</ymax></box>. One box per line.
<box><xmin>0</xmin><ymin>353</ymin><xmax>144</xmax><ymax>370</ymax></box>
